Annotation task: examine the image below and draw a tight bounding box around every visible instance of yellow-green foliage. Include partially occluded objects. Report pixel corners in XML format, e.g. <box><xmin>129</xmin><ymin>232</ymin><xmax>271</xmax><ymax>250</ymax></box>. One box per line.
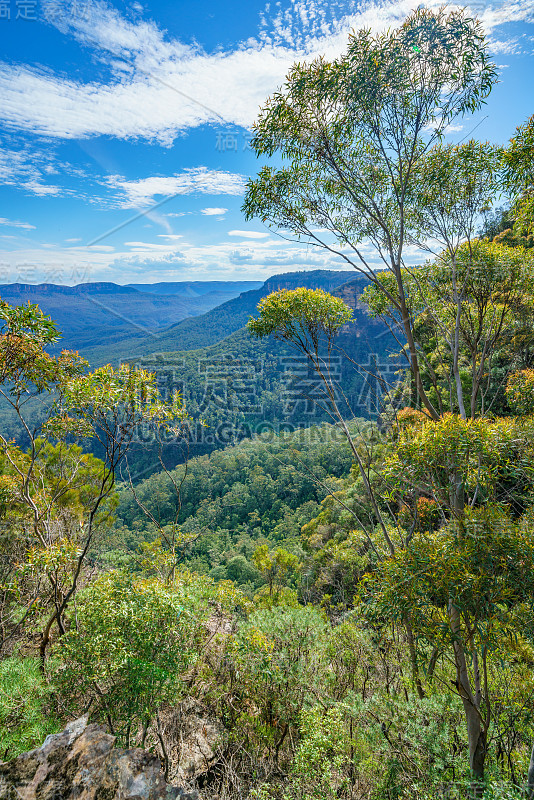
<box><xmin>248</xmin><ymin>288</ymin><xmax>353</xmax><ymax>346</ymax></box>
<box><xmin>55</xmin><ymin>570</ymin><xmax>217</xmax><ymax>741</ymax></box>
<box><xmin>506</xmin><ymin>369</ymin><xmax>534</xmax><ymax>415</ymax></box>
<box><xmin>385</xmin><ymin>413</ymin><xmax>534</xmax><ymax>509</ymax></box>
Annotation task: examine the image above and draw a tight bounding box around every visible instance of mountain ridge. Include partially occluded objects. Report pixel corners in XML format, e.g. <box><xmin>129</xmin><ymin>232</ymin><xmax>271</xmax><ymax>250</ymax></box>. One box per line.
<box><xmin>81</xmin><ymin>269</ymin><xmax>359</xmax><ymax>365</ymax></box>
<box><xmin>0</xmin><ymin>270</ymin><xmax>377</xmax><ymax>369</ymax></box>
<box><xmin>0</xmin><ymin>280</ymin><xmax>262</xmax><ymax>353</ymax></box>
<box><xmin>127</xmin><ymin>280</ymin><xmax>262</xmax><ymax>296</ymax></box>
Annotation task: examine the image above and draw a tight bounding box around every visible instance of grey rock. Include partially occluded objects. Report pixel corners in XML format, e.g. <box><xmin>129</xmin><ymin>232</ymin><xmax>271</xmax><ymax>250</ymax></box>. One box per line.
<box><xmin>148</xmin><ymin>700</ymin><xmax>224</xmax><ymax>786</ymax></box>
<box><xmin>0</xmin><ymin>718</ymin><xmax>199</xmax><ymax>800</ymax></box>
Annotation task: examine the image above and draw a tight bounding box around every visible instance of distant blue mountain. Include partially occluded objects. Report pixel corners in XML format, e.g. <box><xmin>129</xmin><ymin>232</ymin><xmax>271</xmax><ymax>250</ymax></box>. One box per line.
<box><xmin>0</xmin><ymin>281</ymin><xmax>255</xmax><ymax>351</ymax></box>
<box><xmin>0</xmin><ymin>271</ymin><xmax>366</xmax><ymax>365</ymax></box>
<box><xmin>80</xmin><ymin>269</ymin><xmax>360</xmax><ymax>364</ymax></box>
<box><xmin>127</xmin><ymin>281</ymin><xmax>262</xmax><ymax>297</ymax></box>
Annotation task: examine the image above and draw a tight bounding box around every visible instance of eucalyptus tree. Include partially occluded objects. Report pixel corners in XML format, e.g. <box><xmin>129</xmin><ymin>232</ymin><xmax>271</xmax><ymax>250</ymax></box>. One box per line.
<box><xmin>241</xmin><ymin>9</ymin><xmax>534</xmax><ymax>790</ymax></box>
<box><xmin>363</xmin><ymin>239</ymin><xmax>534</xmax><ymax>420</ymax></box>
<box><xmin>503</xmin><ymin>114</ymin><xmax>534</xmax><ymax>242</ymax></box>
<box><xmin>243</xmin><ymin>6</ymin><xmax>497</xmax><ymax>420</ymax></box>
<box><xmin>367</xmin><ymin>410</ymin><xmax>534</xmax><ymax>787</ymax></box>
<box><xmin>248</xmin><ymin>288</ymin><xmax>396</xmax><ymax>556</ymax></box>
<box><xmin>247</xmin><ymin>287</ymin><xmax>356</xmax><ymax>454</ymax></box>
<box><xmin>407</xmin><ymin>141</ymin><xmax>503</xmax><ymax>418</ymax></box>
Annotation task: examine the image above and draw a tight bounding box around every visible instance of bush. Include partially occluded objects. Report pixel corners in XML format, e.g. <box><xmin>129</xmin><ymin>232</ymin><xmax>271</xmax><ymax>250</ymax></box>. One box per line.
<box><xmin>0</xmin><ymin>656</ymin><xmax>59</xmax><ymax>760</ymax></box>
<box><xmin>54</xmin><ymin>570</ymin><xmax>214</xmax><ymax>744</ymax></box>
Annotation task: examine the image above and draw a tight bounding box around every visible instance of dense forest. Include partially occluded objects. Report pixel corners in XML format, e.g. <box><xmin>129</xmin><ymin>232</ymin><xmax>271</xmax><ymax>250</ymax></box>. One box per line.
<box><xmin>3</xmin><ymin>8</ymin><xmax>534</xmax><ymax>800</ymax></box>
<box><xmin>0</xmin><ymin>270</ymin><xmax>395</xmax><ymax>474</ymax></box>
<box><xmin>103</xmin><ymin>421</ymin><xmax>364</xmax><ymax>587</ymax></box>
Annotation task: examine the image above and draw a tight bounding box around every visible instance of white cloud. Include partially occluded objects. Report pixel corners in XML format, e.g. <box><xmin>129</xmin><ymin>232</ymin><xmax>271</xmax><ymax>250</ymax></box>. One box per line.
<box><xmin>23</xmin><ymin>181</ymin><xmax>61</xmax><ymax>196</ymax></box>
<box><xmin>42</xmin><ymin>0</ymin><xmax>191</xmax><ymax>62</ymax></box>
<box><xmin>228</xmin><ymin>230</ymin><xmax>269</xmax><ymax>239</ymax></box>
<box><xmin>157</xmin><ymin>234</ymin><xmax>183</xmax><ymax>240</ymax></box>
<box><xmin>258</xmin><ymin>0</ymin><xmax>413</xmax><ymax>50</ymax></box>
<box><xmin>2</xmin><ymin>0</ymin><xmax>530</xmax><ymax>144</ymax></box>
<box><xmin>0</xmin><ymin>47</ymin><xmax>292</xmax><ymax>143</ymax></box>
<box><xmin>106</xmin><ymin>168</ymin><xmax>248</xmax><ymax>208</ymax></box>
<box><xmin>477</xmin><ymin>0</ymin><xmax>534</xmax><ymax>33</ymax></box>
<box><xmin>201</xmin><ymin>207</ymin><xmax>228</xmax><ymax>215</ymax></box>
<box><xmin>485</xmin><ymin>37</ymin><xmax>522</xmax><ymax>54</ymax></box>
<box><xmin>73</xmin><ymin>245</ymin><xmax>115</xmax><ymax>251</ymax></box>
<box><xmin>0</xmin><ymin>217</ymin><xmax>35</xmax><ymax>230</ymax></box>
<box><xmin>124</xmin><ymin>241</ymin><xmax>181</xmax><ymax>250</ymax></box>
<box><xmin>0</xmin><ymin>230</ymin><xmax>363</xmax><ymax>284</ymax></box>
<box><xmin>444</xmin><ymin>123</ymin><xmax>464</xmax><ymax>134</ymax></box>
<box><xmin>0</xmin><ymin>147</ymin><xmax>62</xmax><ymax>196</ymax></box>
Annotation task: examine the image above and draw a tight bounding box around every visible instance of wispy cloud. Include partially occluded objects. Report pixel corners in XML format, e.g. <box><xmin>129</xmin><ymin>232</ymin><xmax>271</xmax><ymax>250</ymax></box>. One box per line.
<box><xmin>444</xmin><ymin>123</ymin><xmax>464</xmax><ymax>134</ymax></box>
<box><xmin>0</xmin><ymin>232</ymin><xmax>362</xmax><ymax>284</ymax></box>
<box><xmin>0</xmin><ymin>147</ymin><xmax>62</xmax><ymax>196</ymax></box>
<box><xmin>0</xmin><ymin>217</ymin><xmax>36</xmax><ymax>230</ymax></box>
<box><xmin>201</xmin><ymin>207</ymin><xmax>228</xmax><ymax>215</ymax></box>
<box><xmin>478</xmin><ymin>0</ymin><xmax>534</xmax><ymax>32</ymax></box>
<box><xmin>1</xmin><ymin>0</ymin><xmax>530</xmax><ymax>145</ymax></box>
<box><xmin>105</xmin><ymin>168</ymin><xmax>248</xmax><ymax>208</ymax></box>
<box><xmin>228</xmin><ymin>230</ymin><xmax>269</xmax><ymax>238</ymax></box>
<box><xmin>42</xmin><ymin>0</ymin><xmax>192</xmax><ymax>63</ymax></box>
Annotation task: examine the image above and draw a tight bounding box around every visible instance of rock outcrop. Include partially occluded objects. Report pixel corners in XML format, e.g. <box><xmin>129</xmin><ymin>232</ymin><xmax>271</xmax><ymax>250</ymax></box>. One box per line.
<box><xmin>152</xmin><ymin>700</ymin><xmax>223</xmax><ymax>786</ymax></box>
<box><xmin>0</xmin><ymin>716</ymin><xmax>199</xmax><ymax>800</ymax></box>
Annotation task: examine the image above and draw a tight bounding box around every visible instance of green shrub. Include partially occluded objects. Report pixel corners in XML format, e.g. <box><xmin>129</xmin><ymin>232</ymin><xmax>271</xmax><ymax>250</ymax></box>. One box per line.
<box><xmin>0</xmin><ymin>656</ymin><xmax>59</xmax><ymax>760</ymax></box>
<box><xmin>54</xmin><ymin>569</ymin><xmax>214</xmax><ymax>744</ymax></box>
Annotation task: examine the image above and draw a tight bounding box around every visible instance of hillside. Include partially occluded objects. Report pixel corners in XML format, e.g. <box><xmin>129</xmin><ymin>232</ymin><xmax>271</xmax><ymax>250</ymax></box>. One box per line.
<box><xmin>0</xmin><ymin>270</ymin><xmax>394</xmax><ymax>463</ymax></box>
<box><xmin>82</xmin><ymin>269</ymin><xmax>359</xmax><ymax>365</ymax></box>
<box><xmin>119</xmin><ymin>272</ymin><xmax>397</xmax><ymax>477</ymax></box>
<box><xmin>104</xmin><ymin>419</ymin><xmax>364</xmax><ymax>584</ymax></box>
<box><xmin>0</xmin><ymin>281</ymin><xmax>255</xmax><ymax>353</ymax></box>
<box><xmin>127</xmin><ymin>280</ymin><xmax>262</xmax><ymax>296</ymax></box>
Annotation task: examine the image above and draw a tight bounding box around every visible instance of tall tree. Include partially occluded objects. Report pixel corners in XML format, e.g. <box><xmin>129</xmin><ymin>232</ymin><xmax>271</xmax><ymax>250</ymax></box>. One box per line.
<box><xmin>241</xmin><ymin>9</ymin><xmax>534</xmax><ymax>790</ymax></box>
<box><xmin>243</xmin><ymin>7</ymin><xmax>497</xmax><ymax>420</ymax></box>
<box><xmin>503</xmin><ymin>114</ymin><xmax>534</xmax><ymax>243</ymax></box>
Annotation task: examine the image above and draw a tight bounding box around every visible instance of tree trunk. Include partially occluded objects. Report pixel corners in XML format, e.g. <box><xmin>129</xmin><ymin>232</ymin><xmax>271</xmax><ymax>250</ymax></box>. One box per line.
<box><xmin>466</xmin><ymin>707</ymin><xmax>486</xmax><ymax>795</ymax></box>
<box><xmin>448</xmin><ymin>601</ymin><xmax>486</xmax><ymax>794</ymax></box>
<box><xmin>405</xmin><ymin>619</ymin><xmax>425</xmax><ymax>699</ymax></box>
<box><xmin>526</xmin><ymin>741</ymin><xmax>534</xmax><ymax>799</ymax></box>
<box><xmin>39</xmin><ymin>612</ymin><xmax>55</xmax><ymax>666</ymax></box>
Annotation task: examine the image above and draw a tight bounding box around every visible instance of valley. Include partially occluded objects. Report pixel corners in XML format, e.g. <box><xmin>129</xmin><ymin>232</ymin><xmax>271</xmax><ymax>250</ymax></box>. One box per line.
<box><xmin>2</xmin><ymin>6</ymin><xmax>534</xmax><ymax>799</ymax></box>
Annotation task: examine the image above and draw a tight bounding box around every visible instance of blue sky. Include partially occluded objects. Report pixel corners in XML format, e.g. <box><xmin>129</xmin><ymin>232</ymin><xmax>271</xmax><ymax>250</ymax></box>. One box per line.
<box><xmin>0</xmin><ymin>0</ymin><xmax>533</xmax><ymax>286</ymax></box>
